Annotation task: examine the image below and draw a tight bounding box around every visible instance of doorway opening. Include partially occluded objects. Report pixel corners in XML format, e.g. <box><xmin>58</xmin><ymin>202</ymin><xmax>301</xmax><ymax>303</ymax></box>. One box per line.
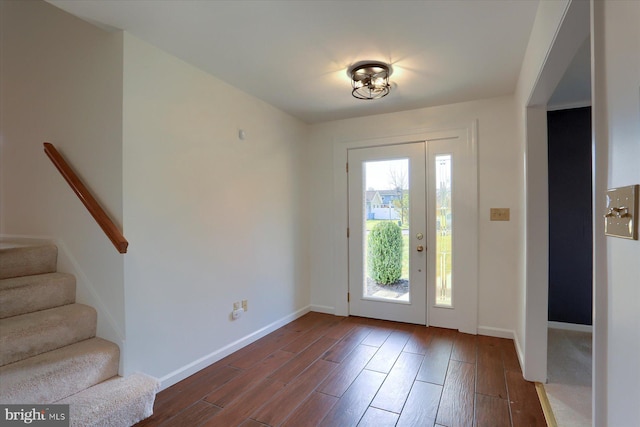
<box><xmin>546</xmin><ymin>82</ymin><xmax>593</xmax><ymax>427</ymax></box>
<box><xmin>521</xmin><ymin>0</ymin><xmax>593</xmax><ymax>424</ymax></box>
<box><xmin>339</xmin><ymin>126</ymin><xmax>478</xmax><ymax>333</ymax></box>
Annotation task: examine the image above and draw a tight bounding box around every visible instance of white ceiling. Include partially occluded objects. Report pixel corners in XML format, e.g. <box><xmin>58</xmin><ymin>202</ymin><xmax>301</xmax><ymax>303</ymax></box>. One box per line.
<box><xmin>48</xmin><ymin>0</ymin><xmax>542</xmax><ymax>124</ymax></box>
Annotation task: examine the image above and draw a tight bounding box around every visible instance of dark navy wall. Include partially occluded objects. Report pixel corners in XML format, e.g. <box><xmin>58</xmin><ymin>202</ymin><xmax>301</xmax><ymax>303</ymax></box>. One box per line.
<box><xmin>547</xmin><ymin>107</ymin><xmax>593</xmax><ymax>325</ymax></box>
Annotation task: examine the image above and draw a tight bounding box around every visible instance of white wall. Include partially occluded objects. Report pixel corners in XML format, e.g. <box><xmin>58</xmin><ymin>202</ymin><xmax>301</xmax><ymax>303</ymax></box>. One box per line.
<box><xmin>0</xmin><ymin>0</ymin><xmax>126</xmax><ymax>349</ymax></box>
<box><xmin>593</xmin><ymin>1</ymin><xmax>640</xmax><ymax>424</ymax></box>
<box><xmin>308</xmin><ymin>96</ymin><xmax>522</xmax><ymax>335</ymax></box>
<box><xmin>121</xmin><ymin>34</ymin><xmax>310</xmax><ymax>385</ymax></box>
<box><xmin>0</xmin><ymin>2</ymin><xmax>311</xmax><ymax>387</ymax></box>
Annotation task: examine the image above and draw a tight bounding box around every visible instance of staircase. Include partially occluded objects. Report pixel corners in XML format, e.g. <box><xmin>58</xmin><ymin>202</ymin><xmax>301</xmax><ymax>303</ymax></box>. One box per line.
<box><xmin>0</xmin><ymin>242</ymin><xmax>159</xmax><ymax>427</ymax></box>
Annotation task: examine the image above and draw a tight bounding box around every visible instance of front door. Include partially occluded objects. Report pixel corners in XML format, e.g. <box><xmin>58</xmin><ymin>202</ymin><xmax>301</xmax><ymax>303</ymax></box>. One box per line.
<box><xmin>348</xmin><ymin>142</ymin><xmax>427</xmax><ymax>324</ymax></box>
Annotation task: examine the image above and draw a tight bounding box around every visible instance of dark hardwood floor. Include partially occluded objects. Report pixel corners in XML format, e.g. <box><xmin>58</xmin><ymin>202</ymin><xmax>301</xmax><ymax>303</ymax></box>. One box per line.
<box><xmin>135</xmin><ymin>312</ymin><xmax>546</xmax><ymax>427</ymax></box>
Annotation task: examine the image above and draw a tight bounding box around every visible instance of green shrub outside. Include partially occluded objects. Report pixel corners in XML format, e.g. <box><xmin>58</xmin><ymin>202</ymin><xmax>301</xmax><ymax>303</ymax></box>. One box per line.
<box><xmin>367</xmin><ymin>221</ymin><xmax>403</xmax><ymax>285</ymax></box>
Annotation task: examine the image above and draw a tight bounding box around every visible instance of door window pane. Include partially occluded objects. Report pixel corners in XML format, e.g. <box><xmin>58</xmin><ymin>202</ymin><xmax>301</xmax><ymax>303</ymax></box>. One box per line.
<box><xmin>363</xmin><ymin>159</ymin><xmax>409</xmax><ymax>302</ymax></box>
<box><xmin>435</xmin><ymin>155</ymin><xmax>452</xmax><ymax>307</ymax></box>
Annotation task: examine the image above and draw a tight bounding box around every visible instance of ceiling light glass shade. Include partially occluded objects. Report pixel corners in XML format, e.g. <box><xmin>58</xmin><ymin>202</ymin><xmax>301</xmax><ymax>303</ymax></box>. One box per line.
<box><xmin>349</xmin><ymin>62</ymin><xmax>391</xmax><ymax>100</ymax></box>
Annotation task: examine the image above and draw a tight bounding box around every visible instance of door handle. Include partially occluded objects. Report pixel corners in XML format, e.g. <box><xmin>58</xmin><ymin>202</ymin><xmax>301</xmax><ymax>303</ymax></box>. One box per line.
<box><xmin>417</xmin><ymin>245</ymin><xmax>424</xmax><ymax>252</ymax></box>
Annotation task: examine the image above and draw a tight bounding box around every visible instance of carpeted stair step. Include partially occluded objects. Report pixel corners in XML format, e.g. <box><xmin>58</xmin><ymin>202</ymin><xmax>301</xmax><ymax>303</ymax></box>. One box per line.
<box><xmin>0</xmin><ymin>240</ymin><xmax>159</xmax><ymax>425</ymax></box>
<box><xmin>0</xmin><ymin>337</ymin><xmax>119</xmax><ymax>404</ymax></box>
<box><xmin>58</xmin><ymin>373</ymin><xmax>160</xmax><ymax>427</ymax></box>
<box><xmin>0</xmin><ymin>273</ymin><xmax>76</xmax><ymax>319</ymax></box>
<box><xmin>0</xmin><ymin>244</ymin><xmax>58</xmax><ymax>280</ymax></box>
<box><xmin>0</xmin><ymin>303</ymin><xmax>97</xmax><ymax>366</ymax></box>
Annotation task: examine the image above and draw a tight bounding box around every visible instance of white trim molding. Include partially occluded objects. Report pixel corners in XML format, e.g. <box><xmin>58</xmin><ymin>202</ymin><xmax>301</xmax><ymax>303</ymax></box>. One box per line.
<box><xmin>479</xmin><ymin>326</ymin><xmax>524</xmax><ymax>374</ymax></box>
<box><xmin>332</xmin><ymin>124</ymin><xmax>478</xmax><ymax>333</ymax></box>
<box><xmin>309</xmin><ymin>305</ymin><xmax>335</xmax><ymax>315</ymax></box>
<box><xmin>158</xmin><ymin>305</ymin><xmax>311</xmax><ymax>390</ymax></box>
<box><xmin>477</xmin><ymin>326</ymin><xmax>515</xmax><ymax>340</ymax></box>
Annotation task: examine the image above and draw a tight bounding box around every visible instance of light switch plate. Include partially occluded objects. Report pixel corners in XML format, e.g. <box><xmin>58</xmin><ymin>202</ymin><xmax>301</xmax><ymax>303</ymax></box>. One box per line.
<box><xmin>490</xmin><ymin>208</ymin><xmax>510</xmax><ymax>221</ymax></box>
<box><xmin>605</xmin><ymin>184</ymin><xmax>638</xmax><ymax>239</ymax></box>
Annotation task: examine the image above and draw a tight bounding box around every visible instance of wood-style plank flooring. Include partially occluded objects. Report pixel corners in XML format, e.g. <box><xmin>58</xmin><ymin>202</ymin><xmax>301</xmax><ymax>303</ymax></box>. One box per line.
<box><xmin>135</xmin><ymin>312</ymin><xmax>546</xmax><ymax>427</ymax></box>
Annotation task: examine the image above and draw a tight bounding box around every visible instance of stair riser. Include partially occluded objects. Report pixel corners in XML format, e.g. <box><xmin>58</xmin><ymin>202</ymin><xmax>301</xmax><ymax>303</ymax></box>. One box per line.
<box><xmin>0</xmin><ymin>304</ymin><xmax>97</xmax><ymax>366</ymax></box>
<box><xmin>0</xmin><ymin>245</ymin><xmax>58</xmax><ymax>279</ymax></box>
<box><xmin>0</xmin><ymin>338</ymin><xmax>119</xmax><ymax>404</ymax></box>
<box><xmin>58</xmin><ymin>373</ymin><xmax>159</xmax><ymax>427</ymax></box>
<box><xmin>0</xmin><ymin>274</ymin><xmax>76</xmax><ymax>319</ymax></box>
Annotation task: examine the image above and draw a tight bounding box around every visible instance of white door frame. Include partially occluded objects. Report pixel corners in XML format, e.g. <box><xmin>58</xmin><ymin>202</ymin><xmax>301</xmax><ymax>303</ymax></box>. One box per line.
<box><xmin>521</xmin><ymin>0</ymin><xmax>591</xmax><ymax>385</ymax></box>
<box><xmin>332</xmin><ymin>125</ymin><xmax>478</xmax><ymax>334</ymax></box>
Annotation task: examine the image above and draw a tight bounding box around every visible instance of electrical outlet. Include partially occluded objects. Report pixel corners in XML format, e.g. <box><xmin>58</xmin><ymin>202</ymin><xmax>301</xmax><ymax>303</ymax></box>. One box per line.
<box><xmin>242</xmin><ymin>300</ymin><xmax>248</xmax><ymax>312</ymax></box>
<box><xmin>490</xmin><ymin>208</ymin><xmax>510</xmax><ymax>221</ymax></box>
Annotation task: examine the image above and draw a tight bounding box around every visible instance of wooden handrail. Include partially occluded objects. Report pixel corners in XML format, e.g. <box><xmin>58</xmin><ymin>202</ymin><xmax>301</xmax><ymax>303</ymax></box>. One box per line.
<box><xmin>43</xmin><ymin>142</ymin><xmax>128</xmax><ymax>254</ymax></box>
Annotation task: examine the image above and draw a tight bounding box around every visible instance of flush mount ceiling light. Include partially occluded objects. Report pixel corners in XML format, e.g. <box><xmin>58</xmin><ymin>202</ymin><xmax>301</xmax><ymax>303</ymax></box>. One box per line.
<box><xmin>348</xmin><ymin>61</ymin><xmax>392</xmax><ymax>100</ymax></box>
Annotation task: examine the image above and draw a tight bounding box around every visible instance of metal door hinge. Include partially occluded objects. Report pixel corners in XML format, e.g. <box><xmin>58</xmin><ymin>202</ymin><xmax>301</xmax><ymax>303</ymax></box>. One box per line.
<box><xmin>346</xmin><ymin>162</ymin><xmax>349</xmax><ymax>173</ymax></box>
<box><xmin>347</xmin><ymin>292</ymin><xmax>350</xmax><ymax>302</ymax></box>
<box><xmin>347</xmin><ymin>227</ymin><xmax>350</xmax><ymax>238</ymax></box>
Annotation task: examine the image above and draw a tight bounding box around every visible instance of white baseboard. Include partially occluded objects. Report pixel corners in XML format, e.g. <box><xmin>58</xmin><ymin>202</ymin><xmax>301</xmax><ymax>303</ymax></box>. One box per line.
<box><xmin>158</xmin><ymin>305</ymin><xmax>311</xmax><ymax>390</ymax></box>
<box><xmin>309</xmin><ymin>305</ymin><xmax>335</xmax><ymax>315</ymax></box>
<box><xmin>548</xmin><ymin>321</ymin><xmax>593</xmax><ymax>333</ymax></box>
<box><xmin>477</xmin><ymin>326</ymin><xmax>515</xmax><ymax>340</ymax></box>
<box><xmin>513</xmin><ymin>333</ymin><xmax>525</xmax><ymax>374</ymax></box>
<box><xmin>478</xmin><ymin>326</ymin><xmax>524</xmax><ymax>372</ymax></box>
